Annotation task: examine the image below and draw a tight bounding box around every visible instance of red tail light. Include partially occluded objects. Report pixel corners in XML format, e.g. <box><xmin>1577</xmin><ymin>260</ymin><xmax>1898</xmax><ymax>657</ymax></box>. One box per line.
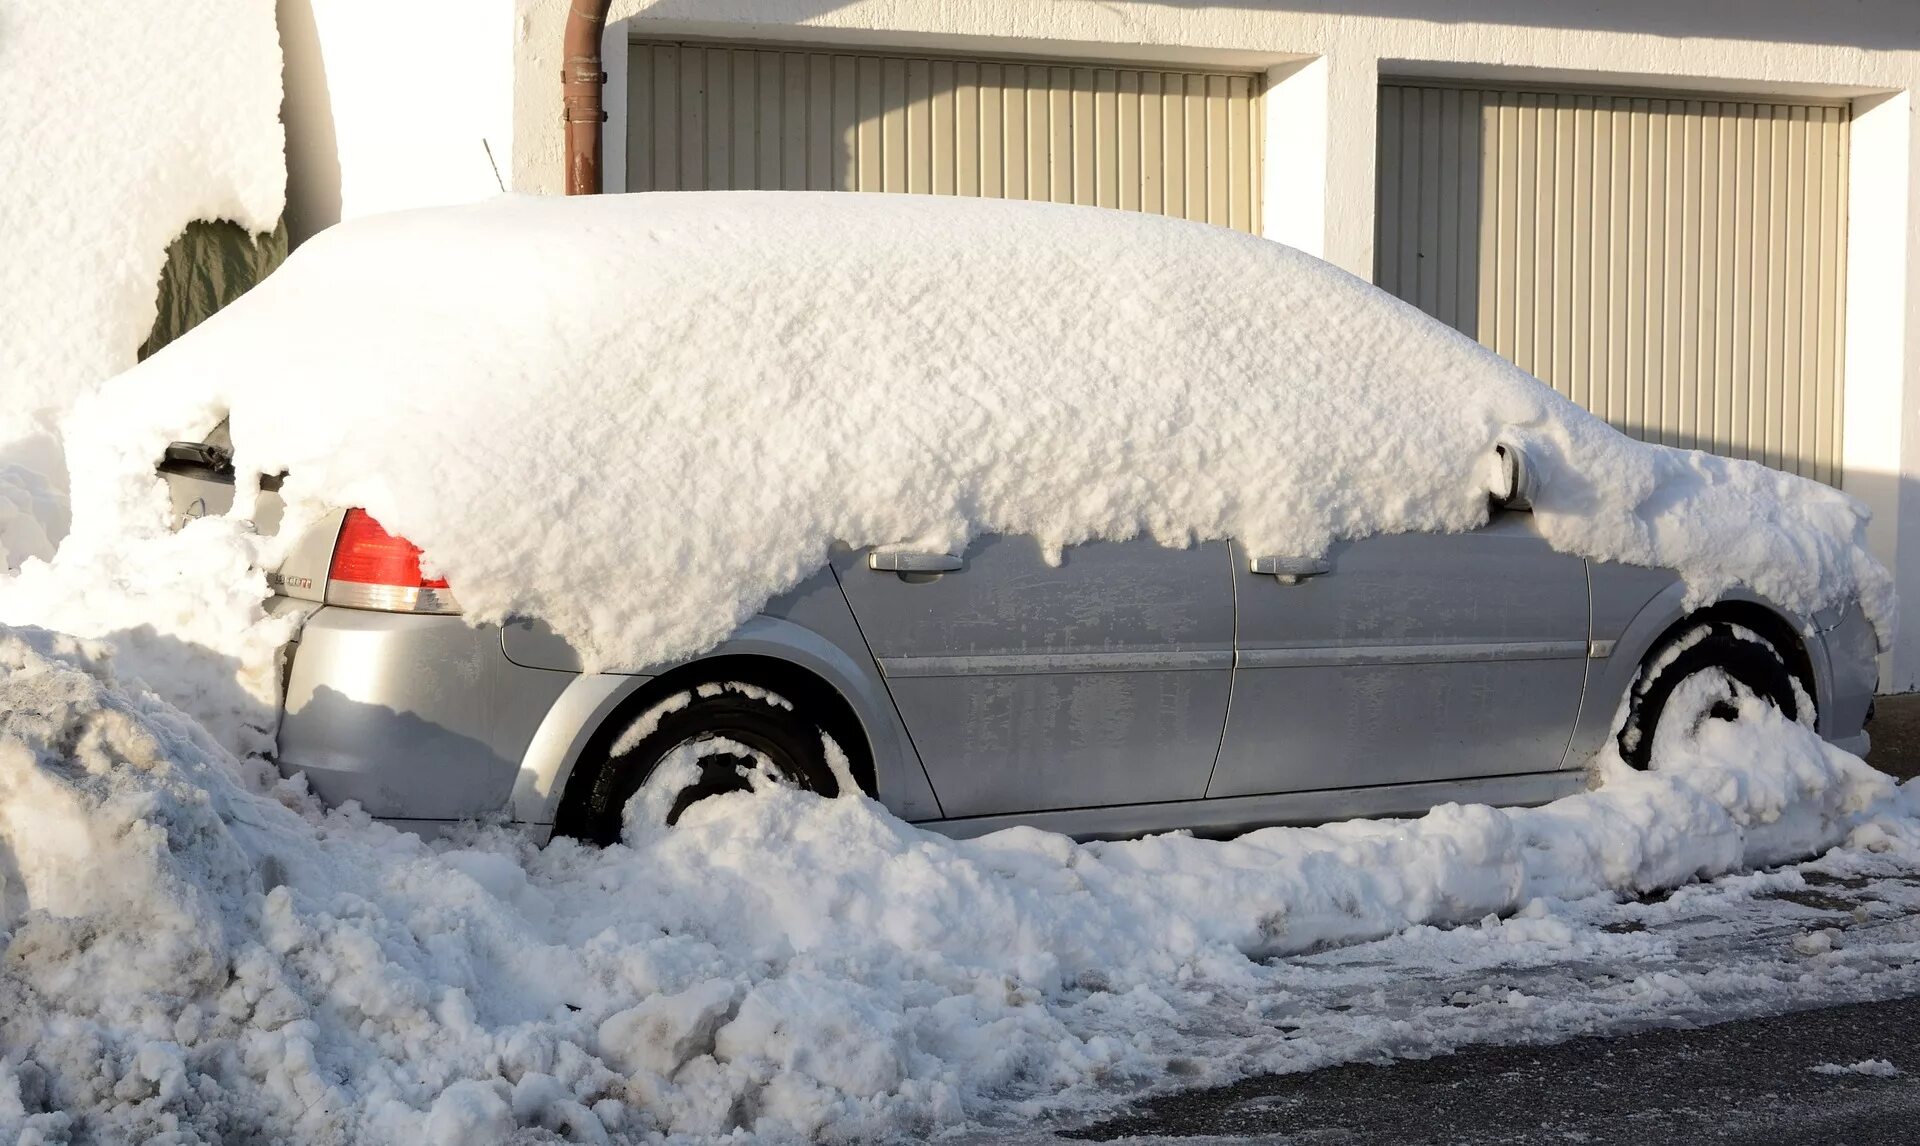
<box><xmin>325</xmin><ymin>509</ymin><xmax>460</xmax><ymax>614</ymax></box>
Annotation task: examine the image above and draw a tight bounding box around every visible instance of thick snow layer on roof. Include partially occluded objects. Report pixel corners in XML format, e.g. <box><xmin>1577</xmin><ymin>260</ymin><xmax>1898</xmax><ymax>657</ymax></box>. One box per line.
<box><xmin>2</xmin><ymin>620</ymin><xmax>1914</xmax><ymax>1141</ymax></box>
<box><xmin>76</xmin><ymin>192</ymin><xmax>1892</xmax><ymax>677</ymax></box>
<box><xmin>0</xmin><ymin>0</ymin><xmax>284</xmax><ymax>535</ymax></box>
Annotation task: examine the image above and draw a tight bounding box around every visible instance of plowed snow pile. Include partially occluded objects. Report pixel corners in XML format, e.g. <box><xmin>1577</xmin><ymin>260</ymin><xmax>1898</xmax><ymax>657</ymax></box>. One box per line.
<box><xmin>37</xmin><ymin>192</ymin><xmax>1889</xmax><ymax>701</ymax></box>
<box><xmin>3</xmin><ymin>622</ymin><xmax>1916</xmax><ymax>1142</ymax></box>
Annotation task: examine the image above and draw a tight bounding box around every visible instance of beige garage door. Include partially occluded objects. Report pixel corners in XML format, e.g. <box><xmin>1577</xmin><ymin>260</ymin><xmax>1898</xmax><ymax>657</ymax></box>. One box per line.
<box><xmin>1376</xmin><ymin>83</ymin><xmax>1849</xmax><ymax>483</ymax></box>
<box><xmin>628</xmin><ymin>40</ymin><xmax>1263</xmax><ymax>233</ymax></box>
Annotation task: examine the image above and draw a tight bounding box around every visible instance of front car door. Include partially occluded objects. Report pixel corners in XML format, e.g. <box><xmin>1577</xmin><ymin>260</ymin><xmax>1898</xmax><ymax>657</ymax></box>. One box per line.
<box><xmin>1210</xmin><ymin>514</ymin><xmax>1590</xmax><ymax>797</ymax></box>
<box><xmin>833</xmin><ymin>535</ymin><xmax>1234</xmax><ymax>818</ymax></box>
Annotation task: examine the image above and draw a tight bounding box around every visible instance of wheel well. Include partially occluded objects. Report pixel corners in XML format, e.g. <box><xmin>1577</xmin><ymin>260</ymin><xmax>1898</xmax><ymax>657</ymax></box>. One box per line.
<box><xmin>550</xmin><ymin>654</ymin><xmax>877</xmax><ymax>838</ymax></box>
<box><xmin>1644</xmin><ymin>601</ymin><xmax>1818</xmax><ymax>710</ymax></box>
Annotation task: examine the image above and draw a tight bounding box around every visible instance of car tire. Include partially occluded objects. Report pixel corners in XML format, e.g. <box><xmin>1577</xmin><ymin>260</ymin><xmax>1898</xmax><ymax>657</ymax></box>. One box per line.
<box><xmin>1616</xmin><ymin>621</ymin><xmax>1804</xmax><ymax>769</ymax></box>
<box><xmin>576</xmin><ymin>681</ymin><xmax>842</xmax><ymax>844</ymax></box>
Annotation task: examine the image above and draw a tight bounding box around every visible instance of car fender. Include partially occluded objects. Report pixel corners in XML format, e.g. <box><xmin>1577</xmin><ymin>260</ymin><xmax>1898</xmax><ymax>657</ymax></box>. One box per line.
<box><xmin>1565</xmin><ymin>578</ymin><xmax>1831</xmax><ymax>767</ymax></box>
<box><xmin>508</xmin><ymin>612</ymin><xmax>940</xmax><ymax>833</ymax></box>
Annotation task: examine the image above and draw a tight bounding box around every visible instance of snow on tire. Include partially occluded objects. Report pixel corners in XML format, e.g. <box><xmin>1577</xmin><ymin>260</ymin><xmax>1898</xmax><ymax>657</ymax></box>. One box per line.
<box><xmin>1617</xmin><ymin>620</ymin><xmax>1809</xmax><ymax>770</ymax></box>
<box><xmin>576</xmin><ymin>680</ymin><xmax>843</xmax><ymax>844</ymax></box>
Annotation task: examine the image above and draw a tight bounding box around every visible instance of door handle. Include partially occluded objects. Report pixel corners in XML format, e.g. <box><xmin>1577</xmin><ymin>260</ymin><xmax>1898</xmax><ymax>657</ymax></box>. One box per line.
<box><xmin>869</xmin><ymin>551</ymin><xmax>964</xmax><ymax>573</ymax></box>
<box><xmin>1250</xmin><ymin>555</ymin><xmax>1330</xmax><ymax>584</ymax></box>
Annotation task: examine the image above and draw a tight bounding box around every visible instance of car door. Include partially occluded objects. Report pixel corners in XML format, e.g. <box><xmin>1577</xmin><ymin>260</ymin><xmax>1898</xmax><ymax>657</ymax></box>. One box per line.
<box><xmin>1209</xmin><ymin>513</ymin><xmax>1589</xmax><ymax>798</ymax></box>
<box><xmin>832</xmin><ymin>534</ymin><xmax>1234</xmax><ymax>818</ymax></box>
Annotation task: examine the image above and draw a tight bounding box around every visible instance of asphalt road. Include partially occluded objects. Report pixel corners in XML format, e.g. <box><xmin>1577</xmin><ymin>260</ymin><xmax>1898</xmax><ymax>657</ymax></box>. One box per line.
<box><xmin>1869</xmin><ymin>693</ymin><xmax>1920</xmax><ymax>782</ymax></box>
<box><xmin>1063</xmin><ymin>994</ymin><xmax>1920</xmax><ymax>1144</ymax></box>
<box><xmin>1051</xmin><ymin>694</ymin><xmax>1920</xmax><ymax>1144</ymax></box>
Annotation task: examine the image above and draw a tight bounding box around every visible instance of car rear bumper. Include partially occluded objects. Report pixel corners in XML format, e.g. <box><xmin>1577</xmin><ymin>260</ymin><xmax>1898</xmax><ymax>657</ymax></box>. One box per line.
<box><xmin>277</xmin><ymin>605</ymin><xmax>576</xmax><ymax>821</ymax></box>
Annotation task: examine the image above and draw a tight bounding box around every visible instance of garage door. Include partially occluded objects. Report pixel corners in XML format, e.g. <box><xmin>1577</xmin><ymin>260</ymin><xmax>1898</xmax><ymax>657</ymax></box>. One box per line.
<box><xmin>1376</xmin><ymin>83</ymin><xmax>1849</xmax><ymax>483</ymax></box>
<box><xmin>628</xmin><ymin>40</ymin><xmax>1263</xmax><ymax>233</ymax></box>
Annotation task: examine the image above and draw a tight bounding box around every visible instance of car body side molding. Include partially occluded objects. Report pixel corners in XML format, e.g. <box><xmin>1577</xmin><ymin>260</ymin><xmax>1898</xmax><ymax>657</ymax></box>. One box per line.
<box><xmin>1236</xmin><ymin>640</ymin><xmax>1590</xmax><ymax>670</ymax></box>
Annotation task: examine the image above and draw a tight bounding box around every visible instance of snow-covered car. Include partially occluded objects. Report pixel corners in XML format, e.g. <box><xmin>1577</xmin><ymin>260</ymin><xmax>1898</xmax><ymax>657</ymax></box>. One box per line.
<box><xmin>127</xmin><ymin>192</ymin><xmax>1883</xmax><ymax>844</ymax></box>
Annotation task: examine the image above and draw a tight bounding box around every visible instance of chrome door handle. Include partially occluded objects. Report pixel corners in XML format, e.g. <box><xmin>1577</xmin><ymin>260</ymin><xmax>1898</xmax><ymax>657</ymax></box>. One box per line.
<box><xmin>1250</xmin><ymin>555</ymin><xmax>1331</xmax><ymax>584</ymax></box>
<box><xmin>869</xmin><ymin>551</ymin><xmax>964</xmax><ymax>573</ymax></box>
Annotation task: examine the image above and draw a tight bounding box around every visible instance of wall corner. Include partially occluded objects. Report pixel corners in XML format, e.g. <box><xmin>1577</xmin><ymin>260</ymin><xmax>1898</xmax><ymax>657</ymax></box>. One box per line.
<box><xmin>1841</xmin><ymin>89</ymin><xmax>1917</xmax><ymax>691</ymax></box>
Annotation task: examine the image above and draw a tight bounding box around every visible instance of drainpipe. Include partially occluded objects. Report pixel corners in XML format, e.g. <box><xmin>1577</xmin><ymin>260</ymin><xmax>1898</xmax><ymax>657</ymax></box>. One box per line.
<box><xmin>562</xmin><ymin>0</ymin><xmax>614</xmax><ymax>194</ymax></box>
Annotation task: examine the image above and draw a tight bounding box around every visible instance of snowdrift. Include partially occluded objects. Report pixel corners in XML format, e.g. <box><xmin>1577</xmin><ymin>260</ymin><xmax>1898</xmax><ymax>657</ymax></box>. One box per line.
<box><xmin>1</xmin><ymin>621</ymin><xmax>1914</xmax><ymax>1141</ymax></box>
<box><xmin>63</xmin><ymin>192</ymin><xmax>1890</xmax><ymax>681</ymax></box>
<box><xmin>0</xmin><ymin>0</ymin><xmax>284</xmax><ymax>571</ymax></box>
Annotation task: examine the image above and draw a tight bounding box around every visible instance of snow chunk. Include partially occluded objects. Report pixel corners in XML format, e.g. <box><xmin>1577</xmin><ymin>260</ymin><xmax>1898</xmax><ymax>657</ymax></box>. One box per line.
<box><xmin>1811</xmin><ymin>1058</ymin><xmax>1902</xmax><ymax>1078</ymax></box>
<box><xmin>71</xmin><ymin>192</ymin><xmax>1891</xmax><ymax>675</ymax></box>
<box><xmin>598</xmin><ymin>978</ymin><xmax>737</xmax><ymax>1078</ymax></box>
<box><xmin>0</xmin><ymin>459</ymin><xmax>62</xmax><ymax>571</ymax></box>
<box><xmin>716</xmin><ymin>974</ymin><xmax>911</xmax><ymax>1099</ymax></box>
<box><xmin>1792</xmin><ymin>928</ymin><xmax>1839</xmax><ymax>956</ymax></box>
<box><xmin>425</xmin><ymin>1080</ymin><xmax>514</xmax><ymax>1145</ymax></box>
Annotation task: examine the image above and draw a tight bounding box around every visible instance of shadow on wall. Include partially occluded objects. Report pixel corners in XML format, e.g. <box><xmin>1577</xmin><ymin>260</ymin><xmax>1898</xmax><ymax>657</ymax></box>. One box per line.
<box><xmin>622</xmin><ymin>0</ymin><xmax>1920</xmax><ymax>51</ymax></box>
<box><xmin>1152</xmin><ymin>0</ymin><xmax>1920</xmax><ymax>50</ymax></box>
<box><xmin>277</xmin><ymin>0</ymin><xmax>341</xmax><ymax>246</ymax></box>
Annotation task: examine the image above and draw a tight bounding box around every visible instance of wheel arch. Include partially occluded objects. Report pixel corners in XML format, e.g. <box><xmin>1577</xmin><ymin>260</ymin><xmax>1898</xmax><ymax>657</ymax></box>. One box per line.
<box><xmin>546</xmin><ymin>653</ymin><xmax>876</xmax><ymax>839</ymax></box>
<box><xmin>508</xmin><ymin>613</ymin><xmax>937</xmax><ymax>835</ymax></box>
<box><xmin>1659</xmin><ymin>599</ymin><xmax>1818</xmax><ymax>704</ymax></box>
<box><xmin>1568</xmin><ymin>581</ymin><xmax>1832</xmax><ymax>765</ymax></box>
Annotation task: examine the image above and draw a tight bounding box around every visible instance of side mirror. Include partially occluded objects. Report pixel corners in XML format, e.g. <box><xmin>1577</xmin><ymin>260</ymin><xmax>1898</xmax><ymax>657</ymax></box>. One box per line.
<box><xmin>1495</xmin><ymin>443</ymin><xmax>1536</xmax><ymax>511</ymax></box>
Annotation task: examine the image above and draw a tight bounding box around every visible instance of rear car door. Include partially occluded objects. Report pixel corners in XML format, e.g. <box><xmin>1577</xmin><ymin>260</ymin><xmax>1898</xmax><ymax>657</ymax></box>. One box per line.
<box><xmin>833</xmin><ymin>535</ymin><xmax>1234</xmax><ymax>818</ymax></box>
<box><xmin>1209</xmin><ymin>513</ymin><xmax>1590</xmax><ymax>797</ymax></box>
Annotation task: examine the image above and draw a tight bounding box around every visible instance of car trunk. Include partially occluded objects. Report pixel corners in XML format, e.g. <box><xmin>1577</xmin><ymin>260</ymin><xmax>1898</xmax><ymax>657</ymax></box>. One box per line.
<box><xmin>158</xmin><ymin>425</ymin><xmax>345</xmax><ymax>690</ymax></box>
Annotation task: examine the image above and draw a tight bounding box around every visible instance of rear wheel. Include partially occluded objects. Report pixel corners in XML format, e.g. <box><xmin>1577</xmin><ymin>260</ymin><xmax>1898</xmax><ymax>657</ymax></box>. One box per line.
<box><xmin>572</xmin><ymin>680</ymin><xmax>841</xmax><ymax>844</ymax></box>
<box><xmin>1617</xmin><ymin>621</ymin><xmax>1805</xmax><ymax>769</ymax></box>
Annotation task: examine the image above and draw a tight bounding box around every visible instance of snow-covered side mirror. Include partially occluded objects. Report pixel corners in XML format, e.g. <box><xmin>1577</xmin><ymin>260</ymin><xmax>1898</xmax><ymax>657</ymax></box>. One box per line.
<box><xmin>1495</xmin><ymin>443</ymin><xmax>1536</xmax><ymax>512</ymax></box>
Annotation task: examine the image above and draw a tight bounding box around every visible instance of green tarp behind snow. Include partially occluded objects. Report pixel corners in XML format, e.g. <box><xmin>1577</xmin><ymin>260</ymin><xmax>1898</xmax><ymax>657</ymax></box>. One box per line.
<box><xmin>139</xmin><ymin>218</ymin><xmax>288</xmax><ymax>361</ymax></box>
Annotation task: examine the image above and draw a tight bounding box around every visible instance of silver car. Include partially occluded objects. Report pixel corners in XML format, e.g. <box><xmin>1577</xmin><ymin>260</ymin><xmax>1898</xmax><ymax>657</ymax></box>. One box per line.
<box><xmin>159</xmin><ymin>424</ymin><xmax>1878</xmax><ymax>845</ymax></box>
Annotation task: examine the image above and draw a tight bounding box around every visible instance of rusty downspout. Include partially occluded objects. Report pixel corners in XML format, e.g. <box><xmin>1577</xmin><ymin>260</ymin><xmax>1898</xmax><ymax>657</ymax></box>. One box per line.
<box><xmin>562</xmin><ymin>0</ymin><xmax>615</xmax><ymax>194</ymax></box>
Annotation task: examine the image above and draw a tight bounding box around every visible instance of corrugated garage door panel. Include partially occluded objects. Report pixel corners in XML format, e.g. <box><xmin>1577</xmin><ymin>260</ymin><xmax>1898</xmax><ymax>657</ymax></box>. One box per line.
<box><xmin>629</xmin><ymin>41</ymin><xmax>1262</xmax><ymax>234</ymax></box>
<box><xmin>1377</xmin><ymin>85</ymin><xmax>1848</xmax><ymax>484</ymax></box>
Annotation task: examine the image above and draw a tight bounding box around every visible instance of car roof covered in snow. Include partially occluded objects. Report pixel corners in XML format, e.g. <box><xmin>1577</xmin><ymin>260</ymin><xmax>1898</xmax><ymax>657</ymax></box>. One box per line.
<box><xmin>79</xmin><ymin>191</ymin><xmax>1888</xmax><ymax>671</ymax></box>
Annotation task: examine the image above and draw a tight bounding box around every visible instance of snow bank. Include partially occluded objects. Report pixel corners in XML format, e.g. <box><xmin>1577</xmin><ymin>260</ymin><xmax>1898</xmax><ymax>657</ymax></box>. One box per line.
<box><xmin>0</xmin><ymin>0</ymin><xmax>285</xmax><ymax>722</ymax></box>
<box><xmin>64</xmin><ymin>192</ymin><xmax>1891</xmax><ymax>678</ymax></box>
<box><xmin>0</xmin><ymin>509</ymin><xmax>293</xmax><ymax>755</ymax></box>
<box><xmin>0</xmin><ymin>0</ymin><xmax>283</xmax><ymax>596</ymax></box>
<box><xmin>4</xmin><ymin>619</ymin><xmax>1915</xmax><ymax>1141</ymax></box>
<box><xmin>0</xmin><ymin>0</ymin><xmax>284</xmax><ymax>426</ymax></box>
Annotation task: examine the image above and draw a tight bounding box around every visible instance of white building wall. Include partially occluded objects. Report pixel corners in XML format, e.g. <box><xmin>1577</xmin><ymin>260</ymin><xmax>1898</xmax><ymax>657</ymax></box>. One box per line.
<box><xmin>282</xmin><ymin>1</ymin><xmax>1920</xmax><ymax>688</ymax></box>
<box><xmin>279</xmin><ymin>0</ymin><xmax>516</xmax><ymax>244</ymax></box>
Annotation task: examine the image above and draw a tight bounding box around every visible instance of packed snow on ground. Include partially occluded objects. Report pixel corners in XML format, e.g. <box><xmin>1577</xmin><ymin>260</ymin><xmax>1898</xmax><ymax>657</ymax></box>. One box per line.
<box><xmin>3</xmin><ymin>619</ymin><xmax>1919</xmax><ymax>1143</ymax></box>
<box><xmin>36</xmin><ymin>193</ymin><xmax>1890</xmax><ymax>707</ymax></box>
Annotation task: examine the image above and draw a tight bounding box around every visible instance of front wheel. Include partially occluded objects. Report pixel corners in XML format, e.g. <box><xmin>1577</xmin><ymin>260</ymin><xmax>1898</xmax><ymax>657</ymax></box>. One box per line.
<box><xmin>572</xmin><ymin>680</ymin><xmax>842</xmax><ymax>844</ymax></box>
<box><xmin>1616</xmin><ymin>621</ymin><xmax>1806</xmax><ymax>769</ymax></box>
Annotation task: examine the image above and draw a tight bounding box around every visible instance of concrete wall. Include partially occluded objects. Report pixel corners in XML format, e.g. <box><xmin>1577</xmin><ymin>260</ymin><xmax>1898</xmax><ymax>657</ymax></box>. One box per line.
<box><xmin>301</xmin><ymin>0</ymin><xmax>1920</xmax><ymax>688</ymax></box>
<box><xmin>279</xmin><ymin>0</ymin><xmax>516</xmax><ymax>244</ymax></box>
